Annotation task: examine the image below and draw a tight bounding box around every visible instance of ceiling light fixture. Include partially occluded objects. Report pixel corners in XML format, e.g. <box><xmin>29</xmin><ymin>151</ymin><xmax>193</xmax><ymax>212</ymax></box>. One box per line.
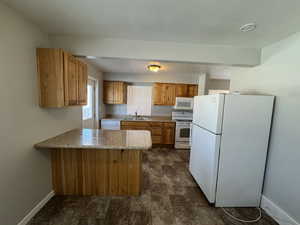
<box><xmin>240</xmin><ymin>23</ymin><xmax>257</xmax><ymax>32</ymax></box>
<box><xmin>86</xmin><ymin>56</ymin><xmax>97</xmax><ymax>59</ymax></box>
<box><xmin>147</xmin><ymin>64</ymin><xmax>161</xmax><ymax>72</ymax></box>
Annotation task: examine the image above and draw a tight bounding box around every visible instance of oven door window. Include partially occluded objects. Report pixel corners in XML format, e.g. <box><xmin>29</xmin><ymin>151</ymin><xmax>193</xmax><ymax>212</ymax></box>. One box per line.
<box><xmin>179</xmin><ymin>128</ymin><xmax>190</xmax><ymax>138</ymax></box>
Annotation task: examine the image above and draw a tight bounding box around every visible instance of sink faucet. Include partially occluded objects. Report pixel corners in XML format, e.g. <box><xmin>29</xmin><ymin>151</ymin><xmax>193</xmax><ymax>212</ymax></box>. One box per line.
<box><xmin>135</xmin><ymin>111</ymin><xmax>138</xmax><ymax>119</ymax></box>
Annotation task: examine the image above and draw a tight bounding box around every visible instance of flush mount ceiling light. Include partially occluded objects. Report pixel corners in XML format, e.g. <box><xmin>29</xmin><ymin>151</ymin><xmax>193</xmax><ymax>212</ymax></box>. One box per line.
<box><xmin>240</xmin><ymin>23</ymin><xmax>257</xmax><ymax>32</ymax></box>
<box><xmin>147</xmin><ymin>64</ymin><xmax>161</xmax><ymax>72</ymax></box>
<box><xmin>86</xmin><ymin>56</ymin><xmax>97</xmax><ymax>59</ymax></box>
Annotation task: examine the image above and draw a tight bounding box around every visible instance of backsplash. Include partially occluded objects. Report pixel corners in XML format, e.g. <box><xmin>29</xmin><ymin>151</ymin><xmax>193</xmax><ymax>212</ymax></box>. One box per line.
<box><xmin>105</xmin><ymin>104</ymin><xmax>173</xmax><ymax>117</ymax></box>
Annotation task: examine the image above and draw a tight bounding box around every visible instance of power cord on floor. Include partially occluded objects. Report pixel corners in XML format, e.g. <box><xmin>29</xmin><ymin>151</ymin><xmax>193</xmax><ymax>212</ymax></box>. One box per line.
<box><xmin>222</xmin><ymin>206</ymin><xmax>295</xmax><ymax>225</ymax></box>
<box><xmin>222</xmin><ymin>207</ymin><xmax>262</xmax><ymax>223</ymax></box>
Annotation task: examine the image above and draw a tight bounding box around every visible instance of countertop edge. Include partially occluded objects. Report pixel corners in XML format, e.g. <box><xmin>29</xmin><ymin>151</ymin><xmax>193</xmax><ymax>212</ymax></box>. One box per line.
<box><xmin>34</xmin><ymin>129</ymin><xmax>152</xmax><ymax>151</ymax></box>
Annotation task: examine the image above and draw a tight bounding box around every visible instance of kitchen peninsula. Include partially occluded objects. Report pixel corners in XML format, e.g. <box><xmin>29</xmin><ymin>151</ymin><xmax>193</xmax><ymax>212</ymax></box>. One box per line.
<box><xmin>35</xmin><ymin>129</ymin><xmax>152</xmax><ymax>196</ymax></box>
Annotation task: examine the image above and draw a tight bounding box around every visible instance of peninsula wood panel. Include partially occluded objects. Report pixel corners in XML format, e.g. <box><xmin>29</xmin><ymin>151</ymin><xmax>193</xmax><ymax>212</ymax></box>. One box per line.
<box><xmin>128</xmin><ymin>150</ymin><xmax>142</xmax><ymax>194</ymax></box>
<box><xmin>82</xmin><ymin>149</ymin><xmax>109</xmax><ymax>195</ymax></box>
<box><xmin>51</xmin><ymin>149</ymin><xmax>141</xmax><ymax>196</ymax></box>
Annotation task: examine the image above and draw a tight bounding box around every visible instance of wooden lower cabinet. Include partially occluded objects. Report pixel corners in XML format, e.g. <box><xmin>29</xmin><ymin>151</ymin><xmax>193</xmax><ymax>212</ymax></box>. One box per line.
<box><xmin>163</xmin><ymin>123</ymin><xmax>176</xmax><ymax>144</ymax></box>
<box><xmin>121</xmin><ymin>121</ymin><xmax>175</xmax><ymax>146</ymax></box>
<box><xmin>51</xmin><ymin>149</ymin><xmax>141</xmax><ymax>196</ymax></box>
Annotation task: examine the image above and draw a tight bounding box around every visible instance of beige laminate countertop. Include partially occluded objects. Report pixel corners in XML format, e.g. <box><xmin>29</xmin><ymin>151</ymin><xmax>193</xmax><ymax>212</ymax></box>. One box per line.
<box><xmin>35</xmin><ymin>129</ymin><xmax>152</xmax><ymax>150</ymax></box>
<box><xmin>102</xmin><ymin>115</ymin><xmax>175</xmax><ymax>123</ymax></box>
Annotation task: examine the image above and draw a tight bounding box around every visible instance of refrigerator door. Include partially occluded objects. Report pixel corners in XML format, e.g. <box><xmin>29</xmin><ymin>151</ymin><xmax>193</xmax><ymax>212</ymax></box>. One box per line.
<box><xmin>193</xmin><ymin>94</ymin><xmax>225</xmax><ymax>134</ymax></box>
<box><xmin>189</xmin><ymin>124</ymin><xmax>221</xmax><ymax>203</ymax></box>
<box><xmin>215</xmin><ymin>95</ymin><xmax>274</xmax><ymax>207</ymax></box>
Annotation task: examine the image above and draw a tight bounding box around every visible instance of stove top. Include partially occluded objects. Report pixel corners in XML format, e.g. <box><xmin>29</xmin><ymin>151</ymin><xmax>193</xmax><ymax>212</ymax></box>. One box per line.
<box><xmin>172</xmin><ymin>111</ymin><xmax>193</xmax><ymax>121</ymax></box>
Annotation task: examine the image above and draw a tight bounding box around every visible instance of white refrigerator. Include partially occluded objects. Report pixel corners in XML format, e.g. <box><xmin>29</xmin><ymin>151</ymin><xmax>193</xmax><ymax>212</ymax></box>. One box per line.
<box><xmin>189</xmin><ymin>94</ymin><xmax>274</xmax><ymax>207</ymax></box>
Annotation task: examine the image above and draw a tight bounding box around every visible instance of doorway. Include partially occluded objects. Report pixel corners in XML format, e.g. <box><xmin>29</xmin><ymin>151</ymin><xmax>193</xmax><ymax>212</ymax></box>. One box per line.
<box><xmin>82</xmin><ymin>78</ymin><xmax>99</xmax><ymax>128</ymax></box>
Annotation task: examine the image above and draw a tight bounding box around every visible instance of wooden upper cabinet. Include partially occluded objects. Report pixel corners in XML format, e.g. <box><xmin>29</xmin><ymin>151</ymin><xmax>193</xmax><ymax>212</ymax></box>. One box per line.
<box><xmin>153</xmin><ymin>83</ymin><xmax>176</xmax><ymax>106</ymax></box>
<box><xmin>103</xmin><ymin>81</ymin><xmax>114</xmax><ymax>104</ymax></box>
<box><xmin>37</xmin><ymin>48</ymin><xmax>88</xmax><ymax>107</ymax></box>
<box><xmin>103</xmin><ymin>81</ymin><xmax>127</xmax><ymax>104</ymax></box>
<box><xmin>37</xmin><ymin>48</ymin><xmax>65</xmax><ymax>107</ymax></box>
<box><xmin>164</xmin><ymin>84</ymin><xmax>176</xmax><ymax>106</ymax></box>
<box><xmin>187</xmin><ymin>84</ymin><xmax>198</xmax><ymax>97</ymax></box>
<box><xmin>152</xmin><ymin>83</ymin><xmax>198</xmax><ymax>106</ymax></box>
<box><xmin>114</xmin><ymin>81</ymin><xmax>127</xmax><ymax>104</ymax></box>
<box><xmin>77</xmin><ymin>61</ymin><xmax>88</xmax><ymax>105</ymax></box>
<box><xmin>152</xmin><ymin>83</ymin><xmax>164</xmax><ymax>105</ymax></box>
<box><xmin>64</xmin><ymin>53</ymin><xmax>78</xmax><ymax>106</ymax></box>
<box><xmin>175</xmin><ymin>84</ymin><xmax>188</xmax><ymax>97</ymax></box>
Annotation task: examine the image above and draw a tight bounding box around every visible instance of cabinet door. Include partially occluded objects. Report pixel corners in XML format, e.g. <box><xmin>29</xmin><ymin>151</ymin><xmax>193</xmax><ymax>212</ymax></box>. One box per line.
<box><xmin>164</xmin><ymin>84</ymin><xmax>176</xmax><ymax>106</ymax></box>
<box><xmin>163</xmin><ymin>123</ymin><xmax>175</xmax><ymax>144</ymax></box>
<box><xmin>64</xmin><ymin>53</ymin><xmax>78</xmax><ymax>105</ymax></box>
<box><xmin>114</xmin><ymin>81</ymin><xmax>124</xmax><ymax>104</ymax></box>
<box><xmin>103</xmin><ymin>81</ymin><xmax>115</xmax><ymax>104</ymax></box>
<box><xmin>37</xmin><ymin>48</ymin><xmax>65</xmax><ymax>107</ymax></box>
<box><xmin>152</xmin><ymin>83</ymin><xmax>164</xmax><ymax>105</ymax></box>
<box><xmin>175</xmin><ymin>84</ymin><xmax>188</xmax><ymax>97</ymax></box>
<box><xmin>187</xmin><ymin>85</ymin><xmax>198</xmax><ymax>97</ymax></box>
<box><xmin>77</xmin><ymin>61</ymin><xmax>88</xmax><ymax>105</ymax></box>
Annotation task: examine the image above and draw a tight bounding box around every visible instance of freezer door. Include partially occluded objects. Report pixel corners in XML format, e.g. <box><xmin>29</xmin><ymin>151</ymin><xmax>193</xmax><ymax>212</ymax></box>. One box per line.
<box><xmin>189</xmin><ymin>124</ymin><xmax>221</xmax><ymax>203</ymax></box>
<box><xmin>193</xmin><ymin>94</ymin><xmax>225</xmax><ymax>134</ymax></box>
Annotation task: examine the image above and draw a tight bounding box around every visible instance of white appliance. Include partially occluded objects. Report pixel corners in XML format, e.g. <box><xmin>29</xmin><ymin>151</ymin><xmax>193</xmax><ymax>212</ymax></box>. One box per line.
<box><xmin>189</xmin><ymin>94</ymin><xmax>274</xmax><ymax>207</ymax></box>
<box><xmin>174</xmin><ymin>97</ymin><xmax>194</xmax><ymax>110</ymax></box>
<box><xmin>172</xmin><ymin>111</ymin><xmax>193</xmax><ymax>149</ymax></box>
<box><xmin>101</xmin><ymin>119</ymin><xmax>121</xmax><ymax>130</ymax></box>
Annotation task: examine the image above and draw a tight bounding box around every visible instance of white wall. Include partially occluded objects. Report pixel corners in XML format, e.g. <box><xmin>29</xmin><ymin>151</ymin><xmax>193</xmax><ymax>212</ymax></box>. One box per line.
<box><xmin>229</xmin><ymin>32</ymin><xmax>300</xmax><ymax>223</ymax></box>
<box><xmin>50</xmin><ymin>36</ymin><xmax>261</xmax><ymax>66</ymax></box>
<box><xmin>198</xmin><ymin>73</ymin><xmax>208</xmax><ymax>95</ymax></box>
<box><xmin>80</xmin><ymin>59</ymin><xmax>105</xmax><ymax>118</ymax></box>
<box><xmin>103</xmin><ymin>72</ymin><xmax>199</xmax><ymax>84</ymax></box>
<box><xmin>0</xmin><ymin>3</ymin><xmax>82</xmax><ymax>224</ymax></box>
<box><xmin>207</xmin><ymin>79</ymin><xmax>230</xmax><ymax>91</ymax></box>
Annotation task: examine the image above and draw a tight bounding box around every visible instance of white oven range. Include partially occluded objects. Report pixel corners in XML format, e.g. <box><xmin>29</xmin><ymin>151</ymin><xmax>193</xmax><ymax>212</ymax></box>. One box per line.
<box><xmin>172</xmin><ymin>111</ymin><xmax>193</xmax><ymax>149</ymax></box>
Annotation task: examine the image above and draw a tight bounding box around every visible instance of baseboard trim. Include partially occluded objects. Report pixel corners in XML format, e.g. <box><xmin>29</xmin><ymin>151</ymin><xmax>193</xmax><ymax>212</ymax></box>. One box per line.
<box><xmin>17</xmin><ymin>190</ymin><xmax>55</xmax><ymax>225</ymax></box>
<box><xmin>261</xmin><ymin>195</ymin><xmax>299</xmax><ymax>225</ymax></box>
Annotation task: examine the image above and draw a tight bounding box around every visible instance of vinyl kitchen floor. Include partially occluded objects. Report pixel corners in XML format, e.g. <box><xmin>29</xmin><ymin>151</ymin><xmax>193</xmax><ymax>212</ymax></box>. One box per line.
<box><xmin>28</xmin><ymin>148</ymin><xmax>278</xmax><ymax>225</ymax></box>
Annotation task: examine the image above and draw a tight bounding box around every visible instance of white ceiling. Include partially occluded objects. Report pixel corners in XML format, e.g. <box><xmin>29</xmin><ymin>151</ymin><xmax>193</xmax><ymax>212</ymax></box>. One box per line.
<box><xmin>3</xmin><ymin>0</ymin><xmax>300</xmax><ymax>47</ymax></box>
<box><xmin>85</xmin><ymin>57</ymin><xmax>231</xmax><ymax>79</ymax></box>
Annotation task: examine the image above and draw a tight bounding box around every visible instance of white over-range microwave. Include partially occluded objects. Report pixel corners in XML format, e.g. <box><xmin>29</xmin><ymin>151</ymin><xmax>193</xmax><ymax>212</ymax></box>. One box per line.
<box><xmin>174</xmin><ymin>97</ymin><xmax>194</xmax><ymax>110</ymax></box>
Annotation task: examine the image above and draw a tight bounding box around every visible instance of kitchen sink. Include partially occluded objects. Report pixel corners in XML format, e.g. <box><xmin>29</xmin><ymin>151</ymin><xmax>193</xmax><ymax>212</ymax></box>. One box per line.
<box><xmin>124</xmin><ymin>116</ymin><xmax>147</xmax><ymax>121</ymax></box>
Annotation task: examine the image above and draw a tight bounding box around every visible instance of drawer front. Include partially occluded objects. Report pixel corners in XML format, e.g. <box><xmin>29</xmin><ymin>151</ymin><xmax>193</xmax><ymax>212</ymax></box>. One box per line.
<box><xmin>121</xmin><ymin>121</ymin><xmax>150</xmax><ymax>127</ymax></box>
<box><xmin>149</xmin><ymin>122</ymin><xmax>163</xmax><ymax>127</ymax></box>
<box><xmin>121</xmin><ymin>126</ymin><xmax>134</xmax><ymax>130</ymax></box>
<box><xmin>152</xmin><ymin>136</ymin><xmax>162</xmax><ymax>144</ymax></box>
<box><xmin>164</xmin><ymin>122</ymin><xmax>176</xmax><ymax>128</ymax></box>
<box><xmin>151</xmin><ymin>127</ymin><xmax>162</xmax><ymax>135</ymax></box>
<box><xmin>121</xmin><ymin>126</ymin><xmax>150</xmax><ymax>131</ymax></box>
